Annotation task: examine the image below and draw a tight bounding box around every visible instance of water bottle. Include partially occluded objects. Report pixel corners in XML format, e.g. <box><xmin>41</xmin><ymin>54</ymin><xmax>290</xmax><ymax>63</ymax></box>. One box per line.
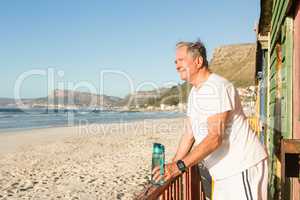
<box><xmin>151</xmin><ymin>143</ymin><xmax>165</xmax><ymax>186</ymax></box>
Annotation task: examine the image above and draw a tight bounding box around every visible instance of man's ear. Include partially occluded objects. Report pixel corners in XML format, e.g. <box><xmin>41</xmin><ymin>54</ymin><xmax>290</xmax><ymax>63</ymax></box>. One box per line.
<box><xmin>196</xmin><ymin>56</ymin><xmax>204</xmax><ymax>68</ymax></box>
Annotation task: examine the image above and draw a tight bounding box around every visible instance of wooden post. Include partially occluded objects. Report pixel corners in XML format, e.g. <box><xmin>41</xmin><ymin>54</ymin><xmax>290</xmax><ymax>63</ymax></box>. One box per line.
<box><xmin>293</xmin><ymin>1</ymin><xmax>300</xmax><ymax>199</ymax></box>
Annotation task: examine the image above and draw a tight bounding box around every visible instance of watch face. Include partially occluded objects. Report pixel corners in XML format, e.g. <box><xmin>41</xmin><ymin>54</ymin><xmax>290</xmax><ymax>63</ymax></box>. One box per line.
<box><xmin>179</xmin><ymin>162</ymin><xmax>184</xmax><ymax>168</ymax></box>
<box><xmin>177</xmin><ymin>160</ymin><xmax>186</xmax><ymax>172</ymax></box>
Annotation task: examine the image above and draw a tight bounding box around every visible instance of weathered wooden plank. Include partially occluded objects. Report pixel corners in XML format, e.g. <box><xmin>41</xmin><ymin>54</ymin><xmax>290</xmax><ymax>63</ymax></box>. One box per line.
<box><xmin>281</xmin><ymin>22</ymin><xmax>286</xmax><ymax>43</ymax></box>
<box><xmin>281</xmin><ymin>66</ymin><xmax>287</xmax><ymax>81</ymax></box>
<box><xmin>294</xmin><ymin>0</ymin><xmax>300</xmax><ymax>140</ymax></box>
<box><xmin>269</xmin><ymin>103</ymin><xmax>276</xmax><ymax>119</ymax></box>
<box><xmin>271</xmin><ymin>0</ymin><xmax>285</xmax><ymax>28</ymax></box>
<box><xmin>270</xmin><ymin>70</ymin><xmax>277</xmax><ymax>83</ymax></box>
<box><xmin>271</xmin><ymin>0</ymin><xmax>292</xmax><ymax>52</ymax></box>
<box><xmin>271</xmin><ymin>0</ymin><xmax>289</xmax><ymax>51</ymax></box>
<box><xmin>281</xmin><ymin>116</ymin><xmax>288</xmax><ymax>137</ymax></box>
<box><xmin>263</xmin><ymin>49</ymin><xmax>269</xmax><ymax>129</ymax></box>
<box><xmin>281</xmin><ymin>43</ymin><xmax>286</xmax><ymax>63</ymax></box>
<box><xmin>282</xmin><ymin>139</ymin><xmax>300</xmax><ymax>153</ymax></box>
<box><xmin>282</xmin><ymin>17</ymin><xmax>293</xmax><ymax>139</ymax></box>
<box><xmin>271</xmin><ymin>0</ymin><xmax>282</xmax><ymax>26</ymax></box>
<box><xmin>270</xmin><ymin>0</ymin><xmax>286</xmax><ymax>52</ymax></box>
<box><xmin>270</xmin><ymin>51</ymin><xmax>277</xmax><ymax>68</ymax></box>
<box><xmin>292</xmin><ymin>2</ymin><xmax>300</xmax><ymax>196</ymax></box>
<box><xmin>269</xmin><ymin>76</ymin><xmax>277</xmax><ymax>91</ymax></box>
<box><xmin>272</xmin><ymin>0</ymin><xmax>279</xmax><ymax>13</ymax></box>
<box><xmin>269</xmin><ymin>91</ymin><xmax>276</xmax><ymax>105</ymax></box>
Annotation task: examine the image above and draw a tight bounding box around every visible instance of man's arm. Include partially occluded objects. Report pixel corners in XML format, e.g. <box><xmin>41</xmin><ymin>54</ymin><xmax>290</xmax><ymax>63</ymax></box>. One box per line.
<box><xmin>182</xmin><ymin>111</ymin><xmax>229</xmax><ymax>168</ymax></box>
<box><xmin>152</xmin><ymin>111</ymin><xmax>229</xmax><ymax>182</ymax></box>
<box><xmin>172</xmin><ymin>118</ymin><xmax>195</xmax><ymax>162</ymax></box>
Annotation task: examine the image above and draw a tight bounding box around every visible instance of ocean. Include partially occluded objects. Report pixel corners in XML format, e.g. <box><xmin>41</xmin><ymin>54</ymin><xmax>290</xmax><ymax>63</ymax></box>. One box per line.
<box><xmin>0</xmin><ymin>108</ymin><xmax>184</xmax><ymax>132</ymax></box>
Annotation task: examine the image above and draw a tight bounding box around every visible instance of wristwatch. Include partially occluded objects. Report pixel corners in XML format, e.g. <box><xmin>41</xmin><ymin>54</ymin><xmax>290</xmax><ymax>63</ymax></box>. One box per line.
<box><xmin>176</xmin><ymin>160</ymin><xmax>187</xmax><ymax>173</ymax></box>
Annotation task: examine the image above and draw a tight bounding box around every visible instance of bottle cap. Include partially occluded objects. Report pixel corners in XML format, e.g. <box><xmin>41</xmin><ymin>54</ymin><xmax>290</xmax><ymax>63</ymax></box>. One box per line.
<box><xmin>153</xmin><ymin>143</ymin><xmax>164</xmax><ymax>154</ymax></box>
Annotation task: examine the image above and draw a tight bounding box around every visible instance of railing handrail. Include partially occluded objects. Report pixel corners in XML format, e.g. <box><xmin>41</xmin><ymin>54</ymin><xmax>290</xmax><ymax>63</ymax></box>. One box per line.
<box><xmin>134</xmin><ymin>177</ymin><xmax>178</xmax><ymax>200</ymax></box>
<box><xmin>134</xmin><ymin>165</ymin><xmax>205</xmax><ymax>200</ymax></box>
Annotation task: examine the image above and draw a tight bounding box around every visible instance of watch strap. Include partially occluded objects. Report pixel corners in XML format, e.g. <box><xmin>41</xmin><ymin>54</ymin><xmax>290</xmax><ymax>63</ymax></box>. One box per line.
<box><xmin>176</xmin><ymin>160</ymin><xmax>187</xmax><ymax>173</ymax></box>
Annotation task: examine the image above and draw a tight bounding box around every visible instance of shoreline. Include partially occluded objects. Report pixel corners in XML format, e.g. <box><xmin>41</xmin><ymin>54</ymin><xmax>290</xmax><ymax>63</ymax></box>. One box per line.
<box><xmin>0</xmin><ymin>114</ymin><xmax>184</xmax><ymax>134</ymax></box>
<box><xmin>0</xmin><ymin>111</ymin><xmax>185</xmax><ymax>134</ymax></box>
<box><xmin>0</xmin><ymin>117</ymin><xmax>185</xmax><ymax>199</ymax></box>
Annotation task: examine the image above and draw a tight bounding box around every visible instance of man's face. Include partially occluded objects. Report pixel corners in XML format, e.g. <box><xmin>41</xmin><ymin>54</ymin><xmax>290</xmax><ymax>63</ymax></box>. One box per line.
<box><xmin>175</xmin><ymin>46</ymin><xmax>198</xmax><ymax>81</ymax></box>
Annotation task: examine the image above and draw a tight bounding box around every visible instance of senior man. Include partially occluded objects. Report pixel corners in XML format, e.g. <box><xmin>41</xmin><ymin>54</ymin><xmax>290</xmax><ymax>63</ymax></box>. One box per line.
<box><xmin>153</xmin><ymin>40</ymin><xmax>268</xmax><ymax>200</ymax></box>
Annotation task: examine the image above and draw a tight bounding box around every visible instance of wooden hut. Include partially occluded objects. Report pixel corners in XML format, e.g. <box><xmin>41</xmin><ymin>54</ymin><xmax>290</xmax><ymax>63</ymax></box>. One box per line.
<box><xmin>256</xmin><ymin>0</ymin><xmax>300</xmax><ymax>199</ymax></box>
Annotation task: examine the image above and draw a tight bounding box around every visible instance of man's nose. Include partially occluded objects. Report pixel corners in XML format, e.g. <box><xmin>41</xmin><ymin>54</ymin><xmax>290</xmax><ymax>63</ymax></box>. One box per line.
<box><xmin>175</xmin><ymin>62</ymin><xmax>181</xmax><ymax>70</ymax></box>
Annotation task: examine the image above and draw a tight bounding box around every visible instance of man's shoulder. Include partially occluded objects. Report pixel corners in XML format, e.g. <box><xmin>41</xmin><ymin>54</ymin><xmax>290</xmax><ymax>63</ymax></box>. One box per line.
<box><xmin>208</xmin><ymin>73</ymin><xmax>235</xmax><ymax>91</ymax></box>
<box><xmin>210</xmin><ymin>73</ymin><xmax>231</xmax><ymax>85</ymax></box>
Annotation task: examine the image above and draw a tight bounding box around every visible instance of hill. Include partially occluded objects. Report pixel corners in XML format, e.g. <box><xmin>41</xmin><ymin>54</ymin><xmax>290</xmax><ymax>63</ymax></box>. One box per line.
<box><xmin>0</xmin><ymin>90</ymin><xmax>122</xmax><ymax>109</ymax></box>
<box><xmin>209</xmin><ymin>43</ymin><xmax>256</xmax><ymax>87</ymax></box>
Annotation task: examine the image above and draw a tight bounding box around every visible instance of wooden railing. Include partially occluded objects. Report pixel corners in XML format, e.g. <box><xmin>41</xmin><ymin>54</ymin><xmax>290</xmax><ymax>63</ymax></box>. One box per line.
<box><xmin>134</xmin><ymin>165</ymin><xmax>205</xmax><ymax>200</ymax></box>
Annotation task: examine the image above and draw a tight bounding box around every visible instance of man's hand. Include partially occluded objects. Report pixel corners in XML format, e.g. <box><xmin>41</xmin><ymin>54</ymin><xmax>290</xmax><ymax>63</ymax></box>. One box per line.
<box><xmin>152</xmin><ymin>162</ymin><xmax>181</xmax><ymax>183</ymax></box>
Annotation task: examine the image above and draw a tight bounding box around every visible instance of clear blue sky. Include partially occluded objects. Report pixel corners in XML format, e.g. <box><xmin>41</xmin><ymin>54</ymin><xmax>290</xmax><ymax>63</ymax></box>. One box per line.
<box><xmin>0</xmin><ymin>0</ymin><xmax>260</xmax><ymax>98</ymax></box>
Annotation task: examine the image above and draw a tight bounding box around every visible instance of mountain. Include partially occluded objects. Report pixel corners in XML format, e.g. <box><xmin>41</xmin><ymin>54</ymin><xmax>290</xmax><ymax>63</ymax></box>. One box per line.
<box><xmin>0</xmin><ymin>98</ymin><xmax>15</xmax><ymax>107</ymax></box>
<box><xmin>209</xmin><ymin>43</ymin><xmax>256</xmax><ymax>87</ymax></box>
<box><xmin>0</xmin><ymin>90</ymin><xmax>122</xmax><ymax>108</ymax></box>
<box><xmin>119</xmin><ymin>87</ymin><xmax>170</xmax><ymax>107</ymax></box>
<box><xmin>120</xmin><ymin>82</ymin><xmax>192</xmax><ymax>107</ymax></box>
<box><xmin>33</xmin><ymin>89</ymin><xmax>122</xmax><ymax>108</ymax></box>
<box><xmin>157</xmin><ymin>82</ymin><xmax>191</xmax><ymax>105</ymax></box>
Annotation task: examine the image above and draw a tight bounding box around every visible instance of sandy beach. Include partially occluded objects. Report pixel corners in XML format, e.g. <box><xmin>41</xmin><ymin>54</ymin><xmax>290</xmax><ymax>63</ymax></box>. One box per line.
<box><xmin>0</xmin><ymin>117</ymin><xmax>185</xmax><ymax>200</ymax></box>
